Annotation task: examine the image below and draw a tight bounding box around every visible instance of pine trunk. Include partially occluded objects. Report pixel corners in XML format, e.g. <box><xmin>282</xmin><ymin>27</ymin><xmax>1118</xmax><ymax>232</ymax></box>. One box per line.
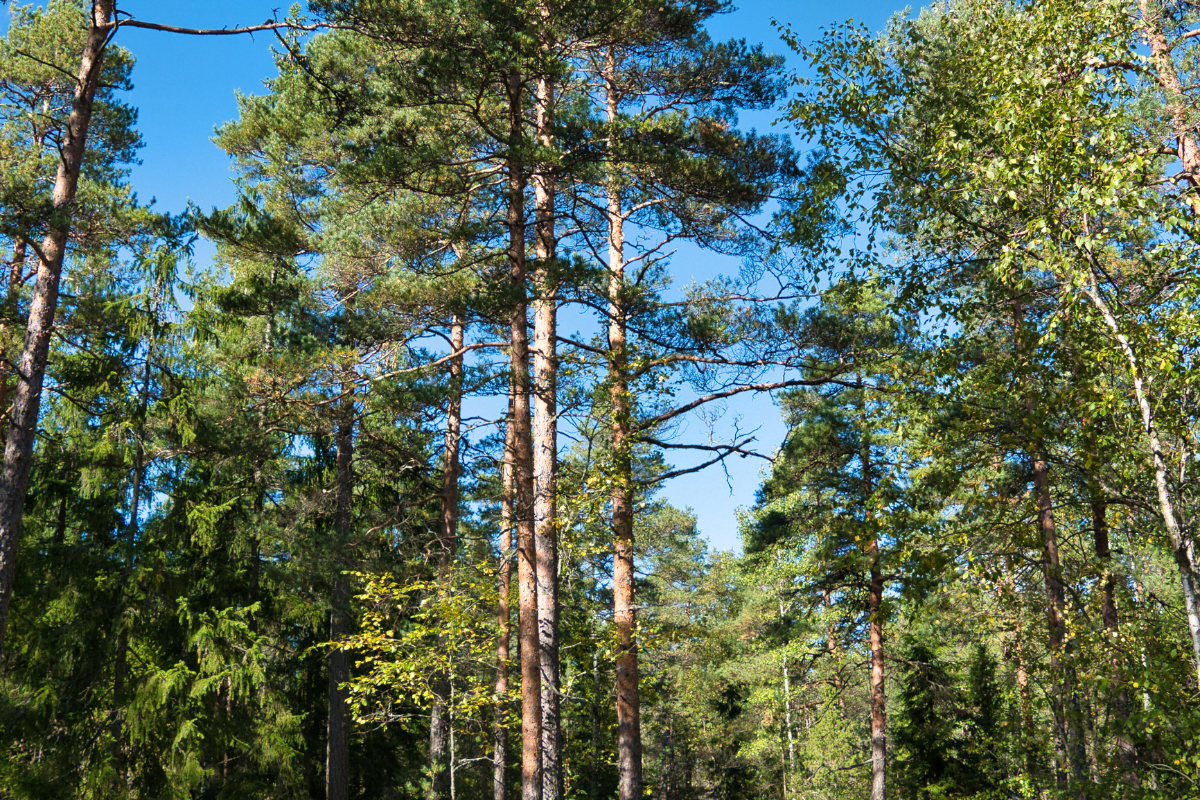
<box><xmin>1015</xmin><ymin>618</ymin><xmax>1036</xmax><ymax>778</ymax></box>
<box><xmin>1141</xmin><ymin>0</ymin><xmax>1200</xmax><ymax>213</ymax></box>
<box><xmin>1080</xmin><ymin>415</ymin><xmax>1138</xmax><ymax>780</ymax></box>
<box><xmin>0</xmin><ymin>0</ymin><xmax>115</xmax><ymax>653</ymax></box>
<box><xmin>1012</xmin><ymin>298</ymin><xmax>1084</xmax><ymax>786</ymax></box>
<box><xmin>495</xmin><ymin>387</ymin><xmax>517</xmax><ymax>800</ymax></box>
<box><xmin>0</xmin><ymin>237</ymin><xmax>28</xmax><ymax>450</ymax></box>
<box><xmin>604</xmin><ymin>55</ymin><xmax>642</xmax><ymax>800</ymax></box>
<box><xmin>1031</xmin><ymin>453</ymin><xmax>1085</xmax><ymax>787</ymax></box>
<box><xmin>507</xmin><ymin>68</ymin><xmax>542</xmax><ymax>800</ymax></box>
<box><xmin>431</xmin><ymin>318</ymin><xmax>464</xmax><ymax>798</ymax></box>
<box><xmin>327</xmin><ymin>397</ymin><xmax>355</xmax><ymax>800</ymax></box>
<box><xmin>860</xmin><ymin>416</ymin><xmax>885</xmax><ymax>800</ymax></box>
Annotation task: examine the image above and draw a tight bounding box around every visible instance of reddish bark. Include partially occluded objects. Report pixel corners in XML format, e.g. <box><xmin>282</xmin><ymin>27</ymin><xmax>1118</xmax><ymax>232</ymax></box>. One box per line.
<box><xmin>507</xmin><ymin>67</ymin><xmax>542</xmax><ymax>800</ymax></box>
<box><xmin>604</xmin><ymin>53</ymin><xmax>642</xmax><ymax>800</ymax></box>
<box><xmin>495</xmin><ymin>388</ymin><xmax>517</xmax><ymax>800</ymax></box>
<box><xmin>0</xmin><ymin>0</ymin><xmax>115</xmax><ymax>653</ymax></box>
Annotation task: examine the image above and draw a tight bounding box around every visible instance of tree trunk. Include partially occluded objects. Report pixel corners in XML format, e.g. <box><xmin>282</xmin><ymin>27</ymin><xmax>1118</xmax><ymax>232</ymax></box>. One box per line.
<box><xmin>1031</xmin><ymin>452</ymin><xmax>1087</xmax><ymax>788</ymax></box>
<box><xmin>1080</xmin><ymin>272</ymin><xmax>1200</xmax><ymax>685</ymax></box>
<box><xmin>1015</xmin><ymin>618</ymin><xmax>1036</xmax><ymax>779</ymax></box>
<box><xmin>0</xmin><ymin>237</ymin><xmax>29</xmax><ymax>450</ymax></box>
<box><xmin>507</xmin><ymin>68</ymin><xmax>542</xmax><ymax>800</ymax></box>
<box><xmin>430</xmin><ymin>317</ymin><xmax>464</xmax><ymax>799</ymax></box>
<box><xmin>780</xmin><ymin>602</ymin><xmax>795</xmax><ymax>786</ymax></box>
<box><xmin>112</xmin><ymin>332</ymin><xmax>154</xmax><ymax>766</ymax></box>
<box><xmin>860</xmin><ymin>415</ymin><xmax>885</xmax><ymax>800</ymax></box>
<box><xmin>0</xmin><ymin>0</ymin><xmax>115</xmax><ymax>654</ymax></box>
<box><xmin>821</xmin><ymin>589</ymin><xmax>845</xmax><ymax>710</ymax></box>
<box><xmin>532</xmin><ymin>36</ymin><xmax>561</xmax><ymax>800</ymax></box>
<box><xmin>604</xmin><ymin>52</ymin><xmax>642</xmax><ymax>800</ymax></box>
<box><xmin>327</xmin><ymin>396</ymin><xmax>355</xmax><ymax>800</ymax></box>
<box><xmin>1141</xmin><ymin>0</ymin><xmax>1200</xmax><ymax>214</ymax></box>
<box><xmin>590</xmin><ymin>646</ymin><xmax>602</xmax><ymax>800</ymax></box>
<box><xmin>495</xmin><ymin>386</ymin><xmax>517</xmax><ymax>800</ymax></box>
<box><xmin>1011</xmin><ymin>297</ymin><xmax>1083</xmax><ymax>787</ymax></box>
<box><xmin>1083</xmin><ymin>435</ymin><xmax>1138</xmax><ymax>780</ymax></box>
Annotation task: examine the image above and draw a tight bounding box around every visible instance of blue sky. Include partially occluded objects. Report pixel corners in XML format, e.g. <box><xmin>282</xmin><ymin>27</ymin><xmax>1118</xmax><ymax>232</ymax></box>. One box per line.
<box><xmin>30</xmin><ymin>0</ymin><xmax>912</xmax><ymax>551</ymax></box>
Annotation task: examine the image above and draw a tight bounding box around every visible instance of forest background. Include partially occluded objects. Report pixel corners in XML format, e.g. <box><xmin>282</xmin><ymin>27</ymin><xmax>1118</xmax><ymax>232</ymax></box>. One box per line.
<box><xmin>0</xmin><ymin>1</ymin><xmax>1198</xmax><ymax>800</ymax></box>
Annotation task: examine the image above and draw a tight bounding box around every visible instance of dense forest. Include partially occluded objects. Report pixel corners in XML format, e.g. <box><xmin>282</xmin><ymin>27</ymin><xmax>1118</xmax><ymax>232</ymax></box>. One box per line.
<box><xmin>0</xmin><ymin>0</ymin><xmax>1198</xmax><ymax>798</ymax></box>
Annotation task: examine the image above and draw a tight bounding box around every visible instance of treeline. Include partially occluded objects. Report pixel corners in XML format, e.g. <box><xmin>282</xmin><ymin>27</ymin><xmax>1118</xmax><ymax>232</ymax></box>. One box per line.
<box><xmin>0</xmin><ymin>1</ymin><xmax>1198</xmax><ymax>800</ymax></box>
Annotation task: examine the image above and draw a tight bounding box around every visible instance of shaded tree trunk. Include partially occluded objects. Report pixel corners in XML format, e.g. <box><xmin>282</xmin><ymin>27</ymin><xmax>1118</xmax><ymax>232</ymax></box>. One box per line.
<box><xmin>431</xmin><ymin>317</ymin><xmax>465</xmax><ymax>798</ymax></box>
<box><xmin>590</xmin><ymin>646</ymin><xmax>602</xmax><ymax>800</ymax></box>
<box><xmin>781</xmin><ymin>606</ymin><xmax>795</xmax><ymax>797</ymax></box>
<box><xmin>1015</xmin><ymin>618</ymin><xmax>1036</xmax><ymax>779</ymax></box>
<box><xmin>860</xmin><ymin>416</ymin><xmax>885</xmax><ymax>800</ymax></box>
<box><xmin>0</xmin><ymin>237</ymin><xmax>29</xmax><ymax>450</ymax></box>
<box><xmin>327</xmin><ymin>395</ymin><xmax>355</xmax><ymax>800</ymax></box>
<box><xmin>1031</xmin><ymin>452</ymin><xmax>1087</xmax><ymax>788</ymax></box>
<box><xmin>112</xmin><ymin>332</ymin><xmax>154</xmax><ymax>765</ymax></box>
<box><xmin>1012</xmin><ymin>297</ymin><xmax>1084</xmax><ymax>787</ymax></box>
<box><xmin>1082</xmin><ymin>426</ymin><xmax>1138</xmax><ymax>780</ymax></box>
<box><xmin>0</xmin><ymin>0</ymin><xmax>115</xmax><ymax>653</ymax></box>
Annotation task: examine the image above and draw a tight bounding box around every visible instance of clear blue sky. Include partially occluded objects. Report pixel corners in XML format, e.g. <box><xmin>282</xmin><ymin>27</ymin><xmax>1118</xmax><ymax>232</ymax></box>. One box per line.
<box><xmin>36</xmin><ymin>0</ymin><xmax>912</xmax><ymax>552</ymax></box>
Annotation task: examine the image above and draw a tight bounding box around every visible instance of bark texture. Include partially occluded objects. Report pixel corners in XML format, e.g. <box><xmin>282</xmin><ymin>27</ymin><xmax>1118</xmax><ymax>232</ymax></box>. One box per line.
<box><xmin>0</xmin><ymin>238</ymin><xmax>29</xmax><ymax>450</ymax></box>
<box><xmin>1013</xmin><ymin>298</ymin><xmax>1084</xmax><ymax>789</ymax></box>
<box><xmin>861</xmin><ymin>426</ymin><xmax>885</xmax><ymax>800</ymax></box>
<box><xmin>532</xmin><ymin>37</ymin><xmax>561</xmax><ymax>800</ymax></box>
<box><xmin>0</xmin><ymin>0</ymin><xmax>115</xmax><ymax>653</ymax></box>
<box><xmin>430</xmin><ymin>318</ymin><xmax>464</xmax><ymax>799</ymax></box>
<box><xmin>494</xmin><ymin>388</ymin><xmax>517</xmax><ymax>800</ymax></box>
<box><xmin>603</xmin><ymin>54</ymin><xmax>643</xmax><ymax>800</ymax></box>
<box><xmin>1081</xmin><ymin>271</ymin><xmax>1200</xmax><ymax>684</ymax></box>
<box><xmin>1141</xmin><ymin>0</ymin><xmax>1200</xmax><ymax>214</ymax></box>
<box><xmin>327</xmin><ymin>398</ymin><xmax>355</xmax><ymax>800</ymax></box>
<box><xmin>507</xmin><ymin>68</ymin><xmax>542</xmax><ymax>800</ymax></box>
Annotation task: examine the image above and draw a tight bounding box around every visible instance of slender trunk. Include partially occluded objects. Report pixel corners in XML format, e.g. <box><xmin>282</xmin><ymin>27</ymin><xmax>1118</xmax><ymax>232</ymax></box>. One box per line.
<box><xmin>431</xmin><ymin>318</ymin><xmax>464</xmax><ymax>798</ymax></box>
<box><xmin>327</xmin><ymin>396</ymin><xmax>355</xmax><ymax>800</ymax></box>
<box><xmin>495</xmin><ymin>387</ymin><xmax>516</xmax><ymax>800</ymax></box>
<box><xmin>1012</xmin><ymin>297</ymin><xmax>1082</xmax><ymax>786</ymax></box>
<box><xmin>112</xmin><ymin>333</ymin><xmax>154</xmax><ymax>762</ymax></box>
<box><xmin>1084</xmin><ymin>442</ymin><xmax>1138</xmax><ymax>779</ymax></box>
<box><xmin>532</xmin><ymin>34</ymin><xmax>561</xmax><ymax>800</ymax></box>
<box><xmin>0</xmin><ymin>0</ymin><xmax>115</xmax><ymax>653</ymax></box>
<box><xmin>1015</xmin><ymin>620</ymin><xmax>1036</xmax><ymax>779</ymax></box>
<box><xmin>860</xmin><ymin>414</ymin><xmax>885</xmax><ymax>800</ymax></box>
<box><xmin>779</xmin><ymin>599</ymin><xmax>795</xmax><ymax>782</ymax></box>
<box><xmin>450</xmin><ymin>662</ymin><xmax>458</xmax><ymax>800</ymax></box>
<box><xmin>822</xmin><ymin>589</ymin><xmax>845</xmax><ymax>710</ymax></box>
<box><xmin>0</xmin><ymin>237</ymin><xmax>28</xmax><ymax>449</ymax></box>
<box><xmin>590</xmin><ymin>646</ymin><xmax>601</xmax><ymax>800</ymax></box>
<box><xmin>603</xmin><ymin>52</ymin><xmax>643</xmax><ymax>800</ymax></box>
<box><xmin>1081</xmin><ymin>272</ymin><xmax>1200</xmax><ymax>684</ymax></box>
<box><xmin>507</xmin><ymin>68</ymin><xmax>542</xmax><ymax>800</ymax></box>
<box><xmin>1141</xmin><ymin>0</ymin><xmax>1200</xmax><ymax>214</ymax></box>
<box><xmin>52</xmin><ymin>493</ymin><xmax>66</xmax><ymax>548</ymax></box>
<box><xmin>1032</xmin><ymin>452</ymin><xmax>1087</xmax><ymax>787</ymax></box>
